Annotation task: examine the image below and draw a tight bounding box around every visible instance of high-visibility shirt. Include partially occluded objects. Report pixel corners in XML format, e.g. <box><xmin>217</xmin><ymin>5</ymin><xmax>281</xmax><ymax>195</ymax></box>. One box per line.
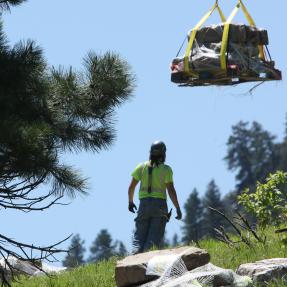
<box><xmin>131</xmin><ymin>161</ymin><xmax>173</xmax><ymax>200</ymax></box>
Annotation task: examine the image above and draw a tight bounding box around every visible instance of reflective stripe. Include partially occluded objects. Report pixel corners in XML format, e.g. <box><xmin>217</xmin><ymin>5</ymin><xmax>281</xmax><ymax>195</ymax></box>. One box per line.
<box><xmin>138</xmin><ymin>162</ymin><xmax>167</xmax><ymax>199</ymax></box>
<box><xmin>139</xmin><ymin>191</ymin><xmax>167</xmax><ymax>200</ymax></box>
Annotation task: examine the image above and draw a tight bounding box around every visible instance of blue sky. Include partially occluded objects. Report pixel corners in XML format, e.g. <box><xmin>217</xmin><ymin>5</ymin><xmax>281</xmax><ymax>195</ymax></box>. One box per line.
<box><xmin>1</xmin><ymin>0</ymin><xmax>286</xmax><ymax>262</ymax></box>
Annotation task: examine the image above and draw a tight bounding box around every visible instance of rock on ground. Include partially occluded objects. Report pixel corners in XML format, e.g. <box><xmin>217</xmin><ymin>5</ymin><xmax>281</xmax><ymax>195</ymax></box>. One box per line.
<box><xmin>115</xmin><ymin>246</ymin><xmax>210</xmax><ymax>287</ymax></box>
<box><xmin>0</xmin><ymin>256</ymin><xmax>66</xmax><ymax>283</ymax></box>
<box><xmin>237</xmin><ymin>258</ymin><xmax>287</xmax><ymax>284</ymax></box>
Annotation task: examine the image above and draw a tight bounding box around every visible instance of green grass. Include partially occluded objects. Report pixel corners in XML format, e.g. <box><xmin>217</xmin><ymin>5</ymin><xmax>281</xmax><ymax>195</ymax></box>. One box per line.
<box><xmin>12</xmin><ymin>259</ymin><xmax>117</xmax><ymax>287</ymax></box>
<box><xmin>11</xmin><ymin>227</ymin><xmax>287</xmax><ymax>286</ymax></box>
<box><xmin>200</xmin><ymin>227</ymin><xmax>287</xmax><ymax>270</ymax></box>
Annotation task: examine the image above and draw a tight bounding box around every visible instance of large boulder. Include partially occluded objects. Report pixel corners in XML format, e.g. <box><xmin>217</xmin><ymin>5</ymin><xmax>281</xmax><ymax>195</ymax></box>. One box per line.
<box><xmin>236</xmin><ymin>258</ymin><xmax>287</xmax><ymax>284</ymax></box>
<box><xmin>115</xmin><ymin>246</ymin><xmax>210</xmax><ymax>287</ymax></box>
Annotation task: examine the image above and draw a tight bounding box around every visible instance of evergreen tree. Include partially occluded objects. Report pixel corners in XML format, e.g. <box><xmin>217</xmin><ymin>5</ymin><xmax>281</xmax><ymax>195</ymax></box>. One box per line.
<box><xmin>161</xmin><ymin>232</ymin><xmax>170</xmax><ymax>248</ymax></box>
<box><xmin>225</xmin><ymin>121</ymin><xmax>278</xmax><ymax>193</ymax></box>
<box><xmin>0</xmin><ymin>0</ymin><xmax>26</xmax><ymax>11</ymax></box>
<box><xmin>276</xmin><ymin>114</ymin><xmax>287</xmax><ymax>172</ymax></box>
<box><xmin>222</xmin><ymin>190</ymin><xmax>238</xmax><ymax>218</ymax></box>
<box><xmin>278</xmin><ymin>141</ymin><xmax>287</xmax><ymax>172</ymax></box>
<box><xmin>202</xmin><ymin>180</ymin><xmax>225</xmax><ymax>238</ymax></box>
<box><xmin>115</xmin><ymin>241</ymin><xmax>128</xmax><ymax>257</ymax></box>
<box><xmin>62</xmin><ymin>234</ymin><xmax>86</xmax><ymax>268</ymax></box>
<box><xmin>0</xmin><ymin>1</ymin><xmax>135</xmax><ymax>283</ymax></box>
<box><xmin>88</xmin><ymin>229</ymin><xmax>116</xmax><ymax>262</ymax></box>
<box><xmin>182</xmin><ymin>188</ymin><xmax>203</xmax><ymax>243</ymax></box>
<box><xmin>172</xmin><ymin>233</ymin><xmax>179</xmax><ymax>247</ymax></box>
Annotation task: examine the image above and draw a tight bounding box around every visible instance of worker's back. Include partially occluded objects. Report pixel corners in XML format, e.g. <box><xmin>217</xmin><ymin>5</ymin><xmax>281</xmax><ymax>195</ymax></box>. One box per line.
<box><xmin>132</xmin><ymin>161</ymin><xmax>173</xmax><ymax>200</ymax></box>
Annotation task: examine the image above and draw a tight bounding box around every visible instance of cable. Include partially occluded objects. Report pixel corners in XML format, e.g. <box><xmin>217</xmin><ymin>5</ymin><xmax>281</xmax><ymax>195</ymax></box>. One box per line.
<box><xmin>176</xmin><ymin>36</ymin><xmax>187</xmax><ymax>57</ymax></box>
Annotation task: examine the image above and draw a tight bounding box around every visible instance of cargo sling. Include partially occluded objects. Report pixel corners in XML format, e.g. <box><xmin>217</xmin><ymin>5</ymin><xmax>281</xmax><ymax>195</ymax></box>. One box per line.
<box><xmin>184</xmin><ymin>0</ymin><xmax>226</xmax><ymax>76</ymax></box>
<box><xmin>184</xmin><ymin>0</ymin><xmax>266</xmax><ymax>75</ymax></box>
<box><xmin>220</xmin><ymin>0</ymin><xmax>266</xmax><ymax>70</ymax></box>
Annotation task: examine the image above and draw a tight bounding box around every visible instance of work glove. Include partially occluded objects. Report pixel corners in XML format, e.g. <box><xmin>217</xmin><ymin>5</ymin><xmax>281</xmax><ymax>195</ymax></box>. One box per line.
<box><xmin>128</xmin><ymin>202</ymin><xmax>137</xmax><ymax>213</ymax></box>
<box><xmin>166</xmin><ymin>208</ymin><xmax>173</xmax><ymax>222</ymax></box>
<box><xmin>175</xmin><ymin>207</ymin><xmax>182</xmax><ymax>220</ymax></box>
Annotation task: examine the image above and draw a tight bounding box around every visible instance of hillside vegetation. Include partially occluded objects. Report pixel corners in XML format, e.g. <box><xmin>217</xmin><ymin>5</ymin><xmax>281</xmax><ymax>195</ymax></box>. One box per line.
<box><xmin>11</xmin><ymin>226</ymin><xmax>287</xmax><ymax>287</ymax></box>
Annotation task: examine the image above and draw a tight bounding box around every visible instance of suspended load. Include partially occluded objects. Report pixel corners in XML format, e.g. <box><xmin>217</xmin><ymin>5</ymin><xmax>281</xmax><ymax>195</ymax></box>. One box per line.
<box><xmin>171</xmin><ymin>0</ymin><xmax>282</xmax><ymax>87</ymax></box>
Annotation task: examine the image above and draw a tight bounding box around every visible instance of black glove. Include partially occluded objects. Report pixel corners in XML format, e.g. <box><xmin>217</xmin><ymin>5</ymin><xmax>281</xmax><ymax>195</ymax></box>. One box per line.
<box><xmin>128</xmin><ymin>202</ymin><xmax>137</xmax><ymax>213</ymax></box>
<box><xmin>166</xmin><ymin>208</ymin><xmax>173</xmax><ymax>222</ymax></box>
<box><xmin>175</xmin><ymin>207</ymin><xmax>182</xmax><ymax>220</ymax></box>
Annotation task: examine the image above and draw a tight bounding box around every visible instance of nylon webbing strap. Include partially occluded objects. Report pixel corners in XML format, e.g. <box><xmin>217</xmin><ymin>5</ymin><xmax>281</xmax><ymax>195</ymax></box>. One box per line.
<box><xmin>184</xmin><ymin>2</ymin><xmax>226</xmax><ymax>75</ymax></box>
<box><xmin>220</xmin><ymin>3</ymin><xmax>240</xmax><ymax>70</ymax></box>
<box><xmin>148</xmin><ymin>163</ymin><xmax>153</xmax><ymax>193</ymax></box>
<box><xmin>220</xmin><ymin>0</ymin><xmax>266</xmax><ymax>70</ymax></box>
<box><xmin>240</xmin><ymin>0</ymin><xmax>265</xmax><ymax>60</ymax></box>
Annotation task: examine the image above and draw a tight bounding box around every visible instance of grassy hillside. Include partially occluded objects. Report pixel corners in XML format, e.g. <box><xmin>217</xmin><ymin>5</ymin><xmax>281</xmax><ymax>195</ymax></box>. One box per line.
<box><xmin>12</xmin><ymin>227</ymin><xmax>287</xmax><ymax>286</ymax></box>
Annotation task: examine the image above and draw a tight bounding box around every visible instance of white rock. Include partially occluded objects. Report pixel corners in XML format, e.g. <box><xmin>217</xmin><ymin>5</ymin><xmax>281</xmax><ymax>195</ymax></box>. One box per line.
<box><xmin>237</xmin><ymin>258</ymin><xmax>287</xmax><ymax>283</ymax></box>
<box><xmin>0</xmin><ymin>256</ymin><xmax>66</xmax><ymax>282</ymax></box>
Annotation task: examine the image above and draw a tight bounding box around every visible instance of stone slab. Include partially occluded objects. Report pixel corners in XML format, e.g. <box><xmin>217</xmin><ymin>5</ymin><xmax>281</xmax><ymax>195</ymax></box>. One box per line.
<box><xmin>115</xmin><ymin>246</ymin><xmax>210</xmax><ymax>287</ymax></box>
<box><xmin>236</xmin><ymin>258</ymin><xmax>287</xmax><ymax>284</ymax></box>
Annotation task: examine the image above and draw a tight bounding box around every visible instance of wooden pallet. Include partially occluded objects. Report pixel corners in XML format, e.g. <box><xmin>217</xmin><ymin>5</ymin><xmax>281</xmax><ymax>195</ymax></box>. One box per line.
<box><xmin>171</xmin><ymin>70</ymin><xmax>282</xmax><ymax>87</ymax></box>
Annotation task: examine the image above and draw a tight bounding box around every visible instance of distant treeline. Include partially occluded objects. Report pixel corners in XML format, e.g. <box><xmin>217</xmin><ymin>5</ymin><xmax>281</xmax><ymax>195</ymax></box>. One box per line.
<box><xmin>62</xmin><ymin>230</ymin><xmax>127</xmax><ymax>267</ymax></box>
<box><xmin>182</xmin><ymin>118</ymin><xmax>287</xmax><ymax>243</ymax></box>
<box><xmin>64</xmin><ymin>117</ymin><xmax>287</xmax><ymax>267</ymax></box>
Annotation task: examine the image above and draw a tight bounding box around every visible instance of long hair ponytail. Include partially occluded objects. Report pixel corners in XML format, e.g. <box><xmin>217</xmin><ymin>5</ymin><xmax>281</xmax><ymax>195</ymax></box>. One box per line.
<box><xmin>147</xmin><ymin>154</ymin><xmax>166</xmax><ymax>193</ymax></box>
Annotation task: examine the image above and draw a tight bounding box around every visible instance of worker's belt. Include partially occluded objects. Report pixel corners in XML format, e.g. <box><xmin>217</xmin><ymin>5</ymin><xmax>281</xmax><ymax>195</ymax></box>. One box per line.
<box><xmin>139</xmin><ymin>191</ymin><xmax>167</xmax><ymax>200</ymax></box>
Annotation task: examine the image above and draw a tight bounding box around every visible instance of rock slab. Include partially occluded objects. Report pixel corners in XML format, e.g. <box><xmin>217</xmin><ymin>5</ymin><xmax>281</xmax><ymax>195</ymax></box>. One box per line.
<box><xmin>237</xmin><ymin>258</ymin><xmax>287</xmax><ymax>284</ymax></box>
<box><xmin>115</xmin><ymin>246</ymin><xmax>210</xmax><ymax>287</ymax></box>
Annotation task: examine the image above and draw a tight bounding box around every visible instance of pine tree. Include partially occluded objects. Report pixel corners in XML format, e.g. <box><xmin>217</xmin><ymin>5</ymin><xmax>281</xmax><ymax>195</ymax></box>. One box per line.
<box><xmin>161</xmin><ymin>232</ymin><xmax>170</xmax><ymax>248</ymax></box>
<box><xmin>225</xmin><ymin>121</ymin><xmax>278</xmax><ymax>193</ymax></box>
<box><xmin>276</xmin><ymin>114</ymin><xmax>287</xmax><ymax>172</ymax></box>
<box><xmin>0</xmin><ymin>1</ymin><xmax>135</xmax><ymax>283</ymax></box>
<box><xmin>62</xmin><ymin>234</ymin><xmax>86</xmax><ymax>268</ymax></box>
<box><xmin>115</xmin><ymin>241</ymin><xmax>128</xmax><ymax>257</ymax></box>
<box><xmin>88</xmin><ymin>229</ymin><xmax>116</xmax><ymax>262</ymax></box>
<box><xmin>182</xmin><ymin>188</ymin><xmax>203</xmax><ymax>243</ymax></box>
<box><xmin>222</xmin><ymin>190</ymin><xmax>238</xmax><ymax>218</ymax></box>
<box><xmin>172</xmin><ymin>233</ymin><xmax>179</xmax><ymax>247</ymax></box>
<box><xmin>284</xmin><ymin>114</ymin><xmax>287</xmax><ymax>140</ymax></box>
<box><xmin>0</xmin><ymin>0</ymin><xmax>26</xmax><ymax>11</ymax></box>
<box><xmin>202</xmin><ymin>180</ymin><xmax>225</xmax><ymax>238</ymax></box>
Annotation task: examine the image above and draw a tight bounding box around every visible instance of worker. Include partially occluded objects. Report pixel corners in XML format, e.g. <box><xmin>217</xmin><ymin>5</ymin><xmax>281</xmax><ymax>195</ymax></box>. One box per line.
<box><xmin>128</xmin><ymin>141</ymin><xmax>182</xmax><ymax>254</ymax></box>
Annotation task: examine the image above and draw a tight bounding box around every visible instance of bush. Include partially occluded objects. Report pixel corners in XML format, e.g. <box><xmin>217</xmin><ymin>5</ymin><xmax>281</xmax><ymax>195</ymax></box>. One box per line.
<box><xmin>238</xmin><ymin>171</ymin><xmax>287</xmax><ymax>228</ymax></box>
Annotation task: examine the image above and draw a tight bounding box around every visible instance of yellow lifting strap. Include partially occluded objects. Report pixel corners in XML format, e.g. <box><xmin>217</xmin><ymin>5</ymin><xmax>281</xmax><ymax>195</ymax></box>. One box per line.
<box><xmin>220</xmin><ymin>0</ymin><xmax>266</xmax><ymax>70</ymax></box>
<box><xmin>184</xmin><ymin>1</ymin><xmax>226</xmax><ymax>75</ymax></box>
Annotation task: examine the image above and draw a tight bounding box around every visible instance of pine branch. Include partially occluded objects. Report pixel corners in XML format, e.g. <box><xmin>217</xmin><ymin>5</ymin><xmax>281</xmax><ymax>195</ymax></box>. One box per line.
<box><xmin>234</xmin><ymin>210</ymin><xmax>263</xmax><ymax>243</ymax></box>
<box><xmin>208</xmin><ymin>207</ymin><xmax>251</xmax><ymax>246</ymax></box>
<box><xmin>0</xmin><ymin>0</ymin><xmax>27</xmax><ymax>12</ymax></box>
<box><xmin>0</xmin><ymin>233</ymin><xmax>70</xmax><ymax>286</ymax></box>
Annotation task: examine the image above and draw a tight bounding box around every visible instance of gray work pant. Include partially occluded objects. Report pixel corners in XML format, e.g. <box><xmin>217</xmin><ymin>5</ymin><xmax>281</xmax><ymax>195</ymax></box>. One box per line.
<box><xmin>133</xmin><ymin>198</ymin><xmax>168</xmax><ymax>254</ymax></box>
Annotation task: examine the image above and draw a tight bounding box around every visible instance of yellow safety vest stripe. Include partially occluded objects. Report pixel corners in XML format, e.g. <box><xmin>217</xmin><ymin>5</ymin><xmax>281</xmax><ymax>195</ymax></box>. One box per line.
<box><xmin>137</xmin><ymin>162</ymin><xmax>171</xmax><ymax>200</ymax></box>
